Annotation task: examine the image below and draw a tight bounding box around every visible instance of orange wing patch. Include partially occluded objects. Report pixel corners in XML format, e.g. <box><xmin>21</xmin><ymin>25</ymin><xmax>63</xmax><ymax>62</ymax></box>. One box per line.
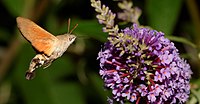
<box><xmin>17</xmin><ymin>17</ymin><xmax>58</xmax><ymax>56</ymax></box>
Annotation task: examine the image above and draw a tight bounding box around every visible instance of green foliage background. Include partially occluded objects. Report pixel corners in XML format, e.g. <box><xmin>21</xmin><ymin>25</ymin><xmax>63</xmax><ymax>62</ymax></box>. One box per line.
<box><xmin>0</xmin><ymin>0</ymin><xmax>200</xmax><ymax>104</ymax></box>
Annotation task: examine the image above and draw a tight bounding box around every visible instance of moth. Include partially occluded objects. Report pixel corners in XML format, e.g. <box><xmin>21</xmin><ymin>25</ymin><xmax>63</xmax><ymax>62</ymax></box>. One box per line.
<box><xmin>16</xmin><ymin>17</ymin><xmax>78</xmax><ymax>80</ymax></box>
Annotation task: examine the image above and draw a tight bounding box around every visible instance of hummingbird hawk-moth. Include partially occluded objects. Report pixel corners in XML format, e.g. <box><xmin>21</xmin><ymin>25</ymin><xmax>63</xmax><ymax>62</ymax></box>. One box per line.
<box><xmin>16</xmin><ymin>17</ymin><xmax>78</xmax><ymax>80</ymax></box>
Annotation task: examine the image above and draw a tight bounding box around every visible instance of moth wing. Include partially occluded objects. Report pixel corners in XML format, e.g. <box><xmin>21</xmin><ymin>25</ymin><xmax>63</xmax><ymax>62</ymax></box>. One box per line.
<box><xmin>16</xmin><ymin>17</ymin><xmax>58</xmax><ymax>56</ymax></box>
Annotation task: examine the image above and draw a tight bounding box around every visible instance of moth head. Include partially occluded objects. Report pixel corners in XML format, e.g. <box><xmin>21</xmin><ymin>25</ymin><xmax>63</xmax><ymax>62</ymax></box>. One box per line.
<box><xmin>65</xmin><ymin>18</ymin><xmax>78</xmax><ymax>44</ymax></box>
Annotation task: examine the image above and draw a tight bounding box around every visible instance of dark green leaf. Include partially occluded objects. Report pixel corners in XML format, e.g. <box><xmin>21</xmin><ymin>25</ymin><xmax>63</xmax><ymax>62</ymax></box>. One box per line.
<box><xmin>48</xmin><ymin>56</ymin><xmax>75</xmax><ymax>81</ymax></box>
<box><xmin>2</xmin><ymin>0</ymin><xmax>25</xmax><ymax>16</ymax></box>
<box><xmin>146</xmin><ymin>0</ymin><xmax>182</xmax><ymax>35</ymax></box>
<box><xmin>166</xmin><ymin>35</ymin><xmax>196</xmax><ymax>48</ymax></box>
<box><xmin>0</xmin><ymin>28</ymin><xmax>10</xmax><ymax>42</ymax></box>
<box><xmin>51</xmin><ymin>83</ymin><xmax>85</xmax><ymax>104</ymax></box>
<box><xmin>89</xmin><ymin>73</ymin><xmax>108</xmax><ymax>104</ymax></box>
<box><xmin>190</xmin><ymin>89</ymin><xmax>200</xmax><ymax>104</ymax></box>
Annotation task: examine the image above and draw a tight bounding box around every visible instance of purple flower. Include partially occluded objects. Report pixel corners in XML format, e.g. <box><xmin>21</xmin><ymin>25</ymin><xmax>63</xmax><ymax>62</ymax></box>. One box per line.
<box><xmin>147</xmin><ymin>91</ymin><xmax>156</xmax><ymax>102</ymax></box>
<box><xmin>154</xmin><ymin>71</ymin><xmax>163</xmax><ymax>82</ymax></box>
<box><xmin>98</xmin><ymin>24</ymin><xmax>192</xmax><ymax>103</ymax></box>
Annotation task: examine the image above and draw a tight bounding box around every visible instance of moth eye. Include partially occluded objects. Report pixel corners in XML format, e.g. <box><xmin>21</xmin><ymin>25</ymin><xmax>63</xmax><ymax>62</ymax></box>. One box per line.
<box><xmin>69</xmin><ymin>37</ymin><xmax>75</xmax><ymax>41</ymax></box>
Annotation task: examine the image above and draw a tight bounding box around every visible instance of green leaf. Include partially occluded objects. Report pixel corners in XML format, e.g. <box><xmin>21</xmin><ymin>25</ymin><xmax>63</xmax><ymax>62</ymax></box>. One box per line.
<box><xmin>45</xmin><ymin>16</ymin><xmax>60</xmax><ymax>34</ymax></box>
<box><xmin>166</xmin><ymin>35</ymin><xmax>196</xmax><ymax>48</ymax></box>
<box><xmin>0</xmin><ymin>28</ymin><xmax>10</xmax><ymax>42</ymax></box>
<box><xmin>51</xmin><ymin>83</ymin><xmax>85</xmax><ymax>104</ymax></box>
<box><xmin>89</xmin><ymin>73</ymin><xmax>108</xmax><ymax>104</ymax></box>
<box><xmin>2</xmin><ymin>0</ymin><xmax>25</xmax><ymax>16</ymax></box>
<box><xmin>146</xmin><ymin>0</ymin><xmax>182</xmax><ymax>35</ymax></box>
<box><xmin>48</xmin><ymin>56</ymin><xmax>75</xmax><ymax>80</ymax></box>
<box><xmin>75</xmin><ymin>19</ymin><xmax>107</xmax><ymax>42</ymax></box>
<box><xmin>190</xmin><ymin>89</ymin><xmax>200</xmax><ymax>103</ymax></box>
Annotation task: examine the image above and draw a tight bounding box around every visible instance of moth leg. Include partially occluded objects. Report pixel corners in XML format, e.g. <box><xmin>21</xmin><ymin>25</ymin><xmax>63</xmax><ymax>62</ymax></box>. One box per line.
<box><xmin>43</xmin><ymin>59</ymin><xmax>53</xmax><ymax>69</ymax></box>
<box><xmin>25</xmin><ymin>54</ymin><xmax>47</xmax><ymax>80</ymax></box>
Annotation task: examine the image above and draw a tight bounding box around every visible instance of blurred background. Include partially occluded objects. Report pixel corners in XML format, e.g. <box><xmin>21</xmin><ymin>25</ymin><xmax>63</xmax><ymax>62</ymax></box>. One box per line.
<box><xmin>0</xmin><ymin>0</ymin><xmax>200</xmax><ymax>104</ymax></box>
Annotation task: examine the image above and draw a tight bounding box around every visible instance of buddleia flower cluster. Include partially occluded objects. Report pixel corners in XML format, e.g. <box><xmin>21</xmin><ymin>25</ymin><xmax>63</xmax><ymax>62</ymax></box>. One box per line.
<box><xmin>98</xmin><ymin>24</ymin><xmax>192</xmax><ymax>103</ymax></box>
<box><xmin>91</xmin><ymin>0</ymin><xmax>193</xmax><ymax>103</ymax></box>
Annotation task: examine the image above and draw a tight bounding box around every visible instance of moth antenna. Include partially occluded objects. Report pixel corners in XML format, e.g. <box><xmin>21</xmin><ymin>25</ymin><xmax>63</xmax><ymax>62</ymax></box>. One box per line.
<box><xmin>69</xmin><ymin>24</ymin><xmax>78</xmax><ymax>34</ymax></box>
<box><xmin>67</xmin><ymin>18</ymin><xmax>71</xmax><ymax>33</ymax></box>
